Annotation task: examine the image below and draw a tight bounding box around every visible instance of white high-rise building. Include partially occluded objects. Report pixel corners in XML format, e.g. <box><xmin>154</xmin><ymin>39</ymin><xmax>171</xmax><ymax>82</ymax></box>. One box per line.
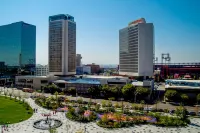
<box><xmin>35</xmin><ymin>65</ymin><xmax>49</xmax><ymax>76</ymax></box>
<box><xmin>119</xmin><ymin>18</ymin><xmax>154</xmax><ymax>77</ymax></box>
<box><xmin>48</xmin><ymin>14</ymin><xmax>76</xmax><ymax>76</ymax></box>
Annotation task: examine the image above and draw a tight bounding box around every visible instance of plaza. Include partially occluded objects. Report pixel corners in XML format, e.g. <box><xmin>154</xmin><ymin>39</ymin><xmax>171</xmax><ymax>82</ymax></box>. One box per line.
<box><xmin>0</xmin><ymin>88</ymin><xmax>200</xmax><ymax>133</ymax></box>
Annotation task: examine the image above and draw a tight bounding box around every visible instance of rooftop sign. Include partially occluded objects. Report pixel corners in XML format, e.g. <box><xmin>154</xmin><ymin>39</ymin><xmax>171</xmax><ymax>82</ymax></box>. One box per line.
<box><xmin>129</xmin><ymin>18</ymin><xmax>146</xmax><ymax>26</ymax></box>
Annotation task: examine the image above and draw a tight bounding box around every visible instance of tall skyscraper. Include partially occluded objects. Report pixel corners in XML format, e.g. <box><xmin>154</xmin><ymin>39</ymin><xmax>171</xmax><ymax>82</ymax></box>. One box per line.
<box><xmin>49</xmin><ymin>14</ymin><xmax>76</xmax><ymax>76</ymax></box>
<box><xmin>76</xmin><ymin>54</ymin><xmax>82</xmax><ymax>67</ymax></box>
<box><xmin>0</xmin><ymin>21</ymin><xmax>36</xmax><ymax>74</ymax></box>
<box><xmin>119</xmin><ymin>18</ymin><xmax>154</xmax><ymax>77</ymax></box>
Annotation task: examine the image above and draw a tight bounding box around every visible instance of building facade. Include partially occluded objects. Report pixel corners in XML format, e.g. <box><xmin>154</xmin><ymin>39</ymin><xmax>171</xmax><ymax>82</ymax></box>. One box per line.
<box><xmin>85</xmin><ymin>63</ymin><xmax>100</xmax><ymax>74</ymax></box>
<box><xmin>48</xmin><ymin>14</ymin><xmax>76</xmax><ymax>76</ymax></box>
<box><xmin>119</xmin><ymin>18</ymin><xmax>154</xmax><ymax>77</ymax></box>
<box><xmin>76</xmin><ymin>66</ymin><xmax>91</xmax><ymax>75</ymax></box>
<box><xmin>154</xmin><ymin>63</ymin><xmax>200</xmax><ymax>79</ymax></box>
<box><xmin>15</xmin><ymin>75</ymin><xmax>59</xmax><ymax>90</ymax></box>
<box><xmin>0</xmin><ymin>21</ymin><xmax>36</xmax><ymax>74</ymax></box>
<box><xmin>76</xmin><ymin>54</ymin><xmax>82</xmax><ymax>67</ymax></box>
<box><xmin>35</xmin><ymin>65</ymin><xmax>49</xmax><ymax>76</ymax></box>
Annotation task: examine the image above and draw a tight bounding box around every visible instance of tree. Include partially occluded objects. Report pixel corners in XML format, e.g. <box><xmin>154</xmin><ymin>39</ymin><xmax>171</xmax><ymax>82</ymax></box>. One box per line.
<box><xmin>77</xmin><ymin>97</ymin><xmax>83</xmax><ymax>104</ymax></box>
<box><xmin>140</xmin><ymin>100</ymin><xmax>145</xmax><ymax>109</ymax></box>
<box><xmin>110</xmin><ymin>86</ymin><xmax>119</xmax><ymax>97</ymax></box>
<box><xmin>54</xmin><ymin>92</ymin><xmax>59</xmax><ymax>108</ymax></box>
<box><xmin>175</xmin><ymin>105</ymin><xmax>188</xmax><ymax>120</ymax></box>
<box><xmin>197</xmin><ymin>94</ymin><xmax>200</xmax><ymax>104</ymax></box>
<box><xmin>135</xmin><ymin>87</ymin><xmax>150</xmax><ymax>101</ymax></box>
<box><xmin>44</xmin><ymin>84</ymin><xmax>60</xmax><ymax>94</ymax></box>
<box><xmin>101</xmin><ymin>85</ymin><xmax>110</xmax><ymax>98</ymax></box>
<box><xmin>164</xmin><ymin>90</ymin><xmax>178</xmax><ymax>101</ymax></box>
<box><xmin>68</xmin><ymin>87</ymin><xmax>76</xmax><ymax>95</ymax></box>
<box><xmin>122</xmin><ymin>84</ymin><xmax>135</xmax><ymax>100</ymax></box>
<box><xmin>180</xmin><ymin>94</ymin><xmax>189</xmax><ymax>105</ymax></box>
<box><xmin>87</xmin><ymin>86</ymin><xmax>100</xmax><ymax>98</ymax></box>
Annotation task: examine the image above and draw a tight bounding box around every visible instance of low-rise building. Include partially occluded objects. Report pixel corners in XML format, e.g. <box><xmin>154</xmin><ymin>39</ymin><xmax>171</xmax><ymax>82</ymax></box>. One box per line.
<box><xmin>85</xmin><ymin>63</ymin><xmax>100</xmax><ymax>74</ymax></box>
<box><xmin>165</xmin><ymin>79</ymin><xmax>200</xmax><ymax>98</ymax></box>
<box><xmin>76</xmin><ymin>66</ymin><xmax>91</xmax><ymax>75</ymax></box>
<box><xmin>15</xmin><ymin>75</ymin><xmax>58</xmax><ymax>90</ymax></box>
<box><xmin>132</xmin><ymin>80</ymin><xmax>154</xmax><ymax>90</ymax></box>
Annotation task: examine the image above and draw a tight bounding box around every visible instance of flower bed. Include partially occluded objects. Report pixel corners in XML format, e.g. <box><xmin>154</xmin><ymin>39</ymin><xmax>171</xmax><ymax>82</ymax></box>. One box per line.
<box><xmin>66</xmin><ymin>107</ymin><xmax>97</xmax><ymax>123</ymax></box>
<box><xmin>97</xmin><ymin>113</ymin><xmax>153</xmax><ymax>128</ymax></box>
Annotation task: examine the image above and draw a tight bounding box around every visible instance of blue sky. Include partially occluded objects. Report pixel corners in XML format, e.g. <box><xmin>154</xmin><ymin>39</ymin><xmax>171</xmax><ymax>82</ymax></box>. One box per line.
<box><xmin>0</xmin><ymin>0</ymin><xmax>200</xmax><ymax>65</ymax></box>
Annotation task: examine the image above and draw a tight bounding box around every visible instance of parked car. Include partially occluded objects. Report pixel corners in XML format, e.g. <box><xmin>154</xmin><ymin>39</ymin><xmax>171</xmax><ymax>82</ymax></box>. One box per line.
<box><xmin>188</xmin><ymin>111</ymin><xmax>196</xmax><ymax>116</ymax></box>
<box><xmin>22</xmin><ymin>88</ymin><xmax>34</xmax><ymax>93</ymax></box>
<box><xmin>143</xmin><ymin>107</ymin><xmax>153</xmax><ymax>111</ymax></box>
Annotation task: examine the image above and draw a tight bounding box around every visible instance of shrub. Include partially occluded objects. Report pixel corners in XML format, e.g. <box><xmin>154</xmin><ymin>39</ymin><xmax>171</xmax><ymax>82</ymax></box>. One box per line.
<box><xmin>165</xmin><ymin>90</ymin><xmax>178</xmax><ymax>101</ymax></box>
<box><xmin>77</xmin><ymin>98</ymin><xmax>83</xmax><ymax>104</ymax></box>
<box><xmin>107</xmin><ymin>100</ymin><xmax>112</xmax><ymax>107</ymax></box>
<box><xmin>164</xmin><ymin>109</ymin><xmax>169</xmax><ymax>113</ymax></box>
<box><xmin>114</xmin><ymin>102</ymin><xmax>120</xmax><ymax>108</ymax></box>
<box><xmin>113</xmin><ymin>122</ymin><xmax>120</xmax><ymax>128</ymax></box>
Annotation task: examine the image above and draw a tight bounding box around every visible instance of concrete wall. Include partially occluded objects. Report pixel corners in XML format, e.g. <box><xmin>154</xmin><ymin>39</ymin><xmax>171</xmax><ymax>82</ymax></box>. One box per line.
<box><xmin>15</xmin><ymin>76</ymin><xmax>59</xmax><ymax>90</ymax></box>
<box><xmin>138</xmin><ymin>23</ymin><xmax>154</xmax><ymax>77</ymax></box>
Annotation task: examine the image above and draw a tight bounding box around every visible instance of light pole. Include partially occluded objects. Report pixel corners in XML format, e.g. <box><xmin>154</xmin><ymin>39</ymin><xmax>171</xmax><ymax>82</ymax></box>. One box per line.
<box><xmin>120</xmin><ymin>98</ymin><xmax>124</xmax><ymax>113</ymax></box>
<box><xmin>134</xmin><ymin>92</ymin><xmax>138</xmax><ymax>103</ymax></box>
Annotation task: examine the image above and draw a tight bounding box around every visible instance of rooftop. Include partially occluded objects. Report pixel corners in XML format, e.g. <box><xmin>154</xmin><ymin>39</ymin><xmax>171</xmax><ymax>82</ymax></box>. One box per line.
<box><xmin>54</xmin><ymin>78</ymin><xmax>100</xmax><ymax>85</ymax></box>
<box><xmin>49</xmin><ymin>14</ymin><xmax>74</xmax><ymax>22</ymax></box>
<box><xmin>83</xmin><ymin>75</ymin><xmax>128</xmax><ymax>79</ymax></box>
<box><xmin>166</xmin><ymin>79</ymin><xmax>200</xmax><ymax>83</ymax></box>
<box><xmin>0</xmin><ymin>21</ymin><xmax>35</xmax><ymax>27</ymax></box>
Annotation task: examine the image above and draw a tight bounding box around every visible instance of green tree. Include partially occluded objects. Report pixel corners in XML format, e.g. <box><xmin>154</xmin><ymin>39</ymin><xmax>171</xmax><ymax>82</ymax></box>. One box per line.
<box><xmin>135</xmin><ymin>87</ymin><xmax>149</xmax><ymax>95</ymax></box>
<box><xmin>164</xmin><ymin>90</ymin><xmax>178</xmax><ymax>101</ymax></box>
<box><xmin>175</xmin><ymin>105</ymin><xmax>188</xmax><ymax>120</ymax></box>
<box><xmin>101</xmin><ymin>100</ymin><xmax>107</xmax><ymax>107</ymax></box>
<box><xmin>196</xmin><ymin>93</ymin><xmax>200</xmax><ymax>104</ymax></box>
<box><xmin>180</xmin><ymin>94</ymin><xmax>189</xmax><ymax>105</ymax></box>
<box><xmin>87</xmin><ymin>86</ymin><xmax>100</xmax><ymax>98</ymax></box>
<box><xmin>77</xmin><ymin>97</ymin><xmax>83</xmax><ymax>104</ymax></box>
<box><xmin>101</xmin><ymin>85</ymin><xmax>110</xmax><ymax>97</ymax></box>
<box><xmin>122</xmin><ymin>84</ymin><xmax>135</xmax><ymax>99</ymax></box>
<box><xmin>68</xmin><ymin>87</ymin><xmax>76</xmax><ymax>95</ymax></box>
<box><xmin>140</xmin><ymin>100</ymin><xmax>145</xmax><ymax>109</ymax></box>
<box><xmin>110</xmin><ymin>85</ymin><xmax>120</xmax><ymax>97</ymax></box>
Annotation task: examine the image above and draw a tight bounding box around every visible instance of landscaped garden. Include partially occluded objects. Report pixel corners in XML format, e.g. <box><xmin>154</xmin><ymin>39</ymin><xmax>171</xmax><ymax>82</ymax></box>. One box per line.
<box><xmin>0</xmin><ymin>96</ymin><xmax>33</xmax><ymax>124</ymax></box>
<box><xmin>35</xmin><ymin>94</ymin><xmax>191</xmax><ymax>128</ymax></box>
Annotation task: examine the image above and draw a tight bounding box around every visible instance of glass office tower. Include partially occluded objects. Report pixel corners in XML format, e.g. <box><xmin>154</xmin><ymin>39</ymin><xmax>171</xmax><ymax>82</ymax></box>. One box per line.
<box><xmin>0</xmin><ymin>21</ymin><xmax>36</xmax><ymax>75</ymax></box>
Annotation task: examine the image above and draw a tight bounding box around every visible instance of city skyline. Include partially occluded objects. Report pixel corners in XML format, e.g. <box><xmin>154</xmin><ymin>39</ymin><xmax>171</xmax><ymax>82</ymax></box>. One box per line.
<box><xmin>0</xmin><ymin>0</ymin><xmax>200</xmax><ymax>65</ymax></box>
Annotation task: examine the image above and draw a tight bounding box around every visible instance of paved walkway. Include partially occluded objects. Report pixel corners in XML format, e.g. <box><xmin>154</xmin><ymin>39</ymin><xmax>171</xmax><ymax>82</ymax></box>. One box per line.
<box><xmin>0</xmin><ymin>97</ymin><xmax>200</xmax><ymax>133</ymax></box>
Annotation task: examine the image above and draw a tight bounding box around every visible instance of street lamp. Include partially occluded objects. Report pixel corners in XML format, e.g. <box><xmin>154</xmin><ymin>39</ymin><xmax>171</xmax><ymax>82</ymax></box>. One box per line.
<box><xmin>120</xmin><ymin>98</ymin><xmax>124</xmax><ymax>113</ymax></box>
<box><xmin>134</xmin><ymin>92</ymin><xmax>139</xmax><ymax>103</ymax></box>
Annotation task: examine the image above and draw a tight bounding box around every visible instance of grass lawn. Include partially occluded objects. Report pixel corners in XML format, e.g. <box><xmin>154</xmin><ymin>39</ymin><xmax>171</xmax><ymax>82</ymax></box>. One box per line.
<box><xmin>0</xmin><ymin>96</ymin><xmax>33</xmax><ymax>124</ymax></box>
